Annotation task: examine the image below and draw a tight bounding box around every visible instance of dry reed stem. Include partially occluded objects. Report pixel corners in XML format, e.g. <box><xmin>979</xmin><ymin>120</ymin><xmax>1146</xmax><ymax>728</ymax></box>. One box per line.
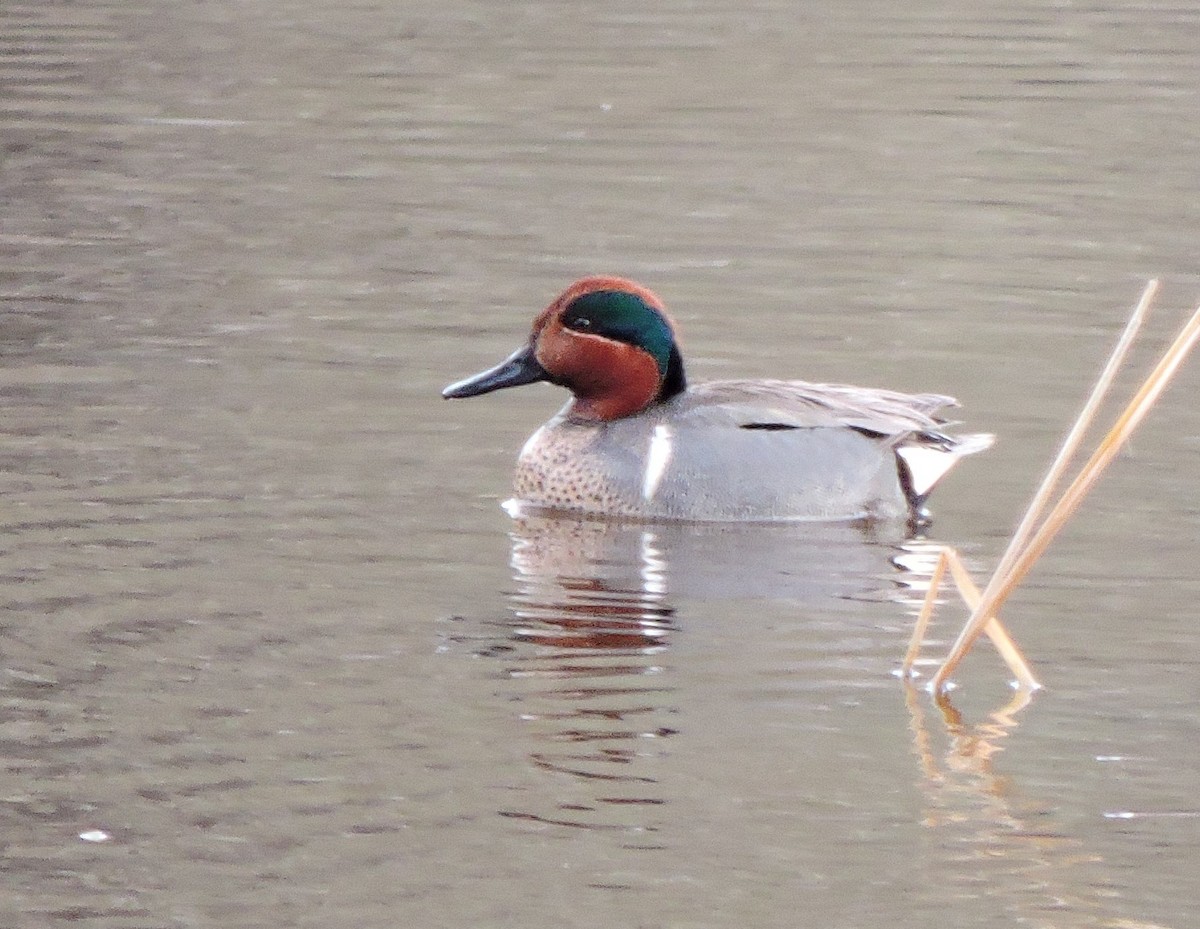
<box><xmin>904</xmin><ymin>282</ymin><xmax>1156</xmax><ymax>691</ymax></box>
<box><xmin>930</xmin><ymin>288</ymin><xmax>1200</xmax><ymax>692</ymax></box>
<box><xmin>990</xmin><ymin>280</ymin><xmax>1158</xmax><ymax>582</ymax></box>
<box><xmin>942</xmin><ymin>549</ymin><xmax>1035</xmax><ymax>691</ymax></box>
<box><xmin>901</xmin><ymin>547</ymin><xmax>1038</xmax><ymax>690</ymax></box>
<box><xmin>901</xmin><ymin>549</ymin><xmax>947</xmax><ymax>673</ymax></box>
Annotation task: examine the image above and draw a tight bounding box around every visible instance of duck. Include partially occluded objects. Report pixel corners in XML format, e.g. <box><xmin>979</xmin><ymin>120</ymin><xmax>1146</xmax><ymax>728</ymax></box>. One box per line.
<box><xmin>442</xmin><ymin>276</ymin><xmax>992</xmax><ymax>523</ymax></box>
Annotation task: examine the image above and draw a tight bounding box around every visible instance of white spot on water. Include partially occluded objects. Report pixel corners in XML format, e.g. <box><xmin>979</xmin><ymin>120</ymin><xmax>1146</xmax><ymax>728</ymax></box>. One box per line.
<box><xmin>79</xmin><ymin>830</ymin><xmax>110</xmax><ymax>843</ymax></box>
<box><xmin>1103</xmin><ymin>810</ymin><xmax>1200</xmax><ymax>819</ymax></box>
<box><xmin>642</xmin><ymin>425</ymin><xmax>673</xmax><ymax>501</ymax></box>
<box><xmin>501</xmin><ymin>498</ymin><xmax>526</xmax><ymax>518</ymax></box>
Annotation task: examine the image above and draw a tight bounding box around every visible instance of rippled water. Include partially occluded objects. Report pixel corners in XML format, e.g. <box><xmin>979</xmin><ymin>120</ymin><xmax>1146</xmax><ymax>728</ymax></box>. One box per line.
<box><xmin>4</xmin><ymin>1</ymin><xmax>1200</xmax><ymax>927</ymax></box>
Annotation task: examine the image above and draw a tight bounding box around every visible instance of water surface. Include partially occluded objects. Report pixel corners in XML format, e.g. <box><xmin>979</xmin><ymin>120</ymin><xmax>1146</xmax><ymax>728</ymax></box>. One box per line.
<box><xmin>3</xmin><ymin>1</ymin><xmax>1200</xmax><ymax>927</ymax></box>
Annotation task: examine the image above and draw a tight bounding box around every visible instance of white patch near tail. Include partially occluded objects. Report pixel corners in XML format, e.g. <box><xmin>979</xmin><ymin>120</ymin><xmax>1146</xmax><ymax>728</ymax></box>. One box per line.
<box><xmin>642</xmin><ymin>424</ymin><xmax>674</xmax><ymax>500</ymax></box>
<box><xmin>897</xmin><ymin>432</ymin><xmax>994</xmax><ymax>499</ymax></box>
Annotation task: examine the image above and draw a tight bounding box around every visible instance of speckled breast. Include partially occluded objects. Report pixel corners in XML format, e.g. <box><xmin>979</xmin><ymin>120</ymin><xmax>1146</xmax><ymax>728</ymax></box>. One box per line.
<box><xmin>512</xmin><ymin>417</ymin><xmax>648</xmax><ymax>518</ymax></box>
<box><xmin>509</xmin><ymin>409</ymin><xmax>910</xmax><ymax>522</ymax></box>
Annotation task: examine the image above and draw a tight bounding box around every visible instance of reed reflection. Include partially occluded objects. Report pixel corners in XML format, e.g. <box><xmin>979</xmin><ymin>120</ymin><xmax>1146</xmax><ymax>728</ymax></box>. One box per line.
<box><xmin>905</xmin><ymin>688</ymin><xmax>1130</xmax><ymax>925</ymax></box>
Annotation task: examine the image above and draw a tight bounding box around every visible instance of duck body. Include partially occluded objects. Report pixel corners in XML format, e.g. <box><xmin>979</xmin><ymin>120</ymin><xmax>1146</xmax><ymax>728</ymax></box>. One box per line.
<box><xmin>444</xmin><ymin>277</ymin><xmax>991</xmax><ymax>523</ymax></box>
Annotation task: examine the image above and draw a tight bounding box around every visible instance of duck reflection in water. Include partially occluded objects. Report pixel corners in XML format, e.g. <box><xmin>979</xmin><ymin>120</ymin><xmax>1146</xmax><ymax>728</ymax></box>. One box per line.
<box><xmin>485</xmin><ymin>511</ymin><xmax>928</xmax><ymax>835</ymax></box>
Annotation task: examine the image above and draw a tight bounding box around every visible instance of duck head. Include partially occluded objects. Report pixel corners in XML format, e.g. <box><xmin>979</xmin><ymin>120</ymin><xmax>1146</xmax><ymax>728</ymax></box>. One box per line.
<box><xmin>442</xmin><ymin>276</ymin><xmax>687</xmax><ymax>421</ymax></box>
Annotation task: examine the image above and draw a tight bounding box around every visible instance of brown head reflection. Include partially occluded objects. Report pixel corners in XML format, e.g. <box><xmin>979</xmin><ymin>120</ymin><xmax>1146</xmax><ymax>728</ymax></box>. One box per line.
<box><xmin>495</xmin><ymin>517</ymin><xmax>677</xmax><ymax>838</ymax></box>
<box><xmin>478</xmin><ymin>514</ymin><xmax>922</xmax><ymax>838</ymax></box>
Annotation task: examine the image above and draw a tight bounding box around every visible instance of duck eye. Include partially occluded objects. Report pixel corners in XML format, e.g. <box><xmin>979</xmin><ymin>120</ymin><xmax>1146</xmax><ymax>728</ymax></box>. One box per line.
<box><xmin>567</xmin><ymin>315</ymin><xmax>593</xmax><ymax>332</ymax></box>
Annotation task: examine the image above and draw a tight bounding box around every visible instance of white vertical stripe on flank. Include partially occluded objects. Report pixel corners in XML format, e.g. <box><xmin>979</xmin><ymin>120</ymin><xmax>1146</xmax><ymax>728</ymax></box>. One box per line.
<box><xmin>642</xmin><ymin>424</ymin><xmax>673</xmax><ymax>500</ymax></box>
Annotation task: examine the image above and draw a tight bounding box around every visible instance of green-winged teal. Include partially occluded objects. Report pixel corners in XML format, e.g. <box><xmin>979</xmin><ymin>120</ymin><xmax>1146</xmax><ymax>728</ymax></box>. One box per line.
<box><xmin>443</xmin><ymin>276</ymin><xmax>991</xmax><ymax>522</ymax></box>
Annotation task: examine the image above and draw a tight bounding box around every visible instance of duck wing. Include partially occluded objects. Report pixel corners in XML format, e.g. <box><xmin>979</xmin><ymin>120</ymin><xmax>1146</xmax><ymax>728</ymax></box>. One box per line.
<box><xmin>673</xmin><ymin>379</ymin><xmax>992</xmax><ymax>504</ymax></box>
<box><xmin>677</xmin><ymin>379</ymin><xmax>957</xmax><ymax>438</ymax></box>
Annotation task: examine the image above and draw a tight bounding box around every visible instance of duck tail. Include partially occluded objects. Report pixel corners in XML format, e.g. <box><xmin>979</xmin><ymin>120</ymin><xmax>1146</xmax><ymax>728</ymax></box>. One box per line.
<box><xmin>896</xmin><ymin>431</ymin><xmax>994</xmax><ymax>505</ymax></box>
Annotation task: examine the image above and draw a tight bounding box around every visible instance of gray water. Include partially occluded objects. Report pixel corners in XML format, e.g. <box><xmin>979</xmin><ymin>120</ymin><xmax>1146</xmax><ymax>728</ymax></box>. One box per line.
<box><xmin>3</xmin><ymin>1</ymin><xmax>1200</xmax><ymax>927</ymax></box>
